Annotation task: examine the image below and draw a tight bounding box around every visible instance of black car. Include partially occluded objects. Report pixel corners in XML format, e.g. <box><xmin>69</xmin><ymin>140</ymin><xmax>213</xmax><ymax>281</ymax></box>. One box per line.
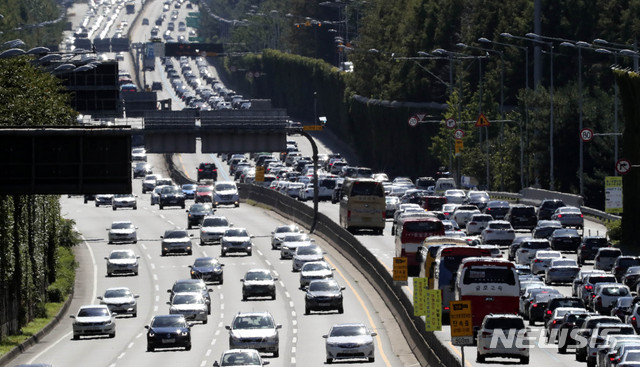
<box><xmin>159</xmin><ymin>186</ymin><xmax>186</xmax><ymax>210</ymax></box>
<box><xmin>305</xmin><ymin>279</ymin><xmax>344</xmax><ymax>314</ymax></box>
<box><xmin>550</xmin><ymin>228</ymin><xmax>582</xmax><ymax>252</ymax></box>
<box><xmin>189</xmin><ymin>257</ymin><xmax>224</xmax><ymax>284</ymax></box>
<box><xmin>538</xmin><ymin>199</ymin><xmax>566</xmax><ymax>220</ymax></box>
<box><xmin>483</xmin><ymin>200</ymin><xmax>510</xmax><ymax>220</ymax></box>
<box><xmin>186</xmin><ymin>203</ymin><xmax>214</xmax><ymax>229</ymax></box>
<box><xmin>167</xmin><ymin>279</ymin><xmax>212</xmax><ymax>314</ymax></box>
<box><xmin>528</xmin><ymin>293</ymin><xmax>560</xmax><ymax>326</ymax></box>
<box><xmin>612</xmin><ymin>256</ymin><xmax>640</xmax><ymax>282</ymax></box>
<box><xmin>556</xmin><ymin>312</ymin><xmax>592</xmax><ymax>354</ymax></box>
<box><xmin>544</xmin><ymin>297</ymin><xmax>586</xmax><ymax>325</ymax></box>
<box><xmin>241</xmin><ymin>269</ymin><xmax>277</xmax><ymax>300</ymax></box>
<box><xmin>197</xmin><ymin>162</ymin><xmax>218</xmax><ymax>182</ymax></box>
<box><xmin>145</xmin><ymin>315</ymin><xmax>191</xmax><ymax>352</ymax></box>
<box><xmin>622</xmin><ymin>267</ymin><xmax>640</xmax><ymax>289</ymax></box>
<box><xmin>532</xmin><ymin>220</ymin><xmax>563</xmax><ymax>239</ymax></box>
<box><xmin>577</xmin><ymin>236</ymin><xmax>611</xmax><ymax>265</ymax></box>
<box><xmin>504</xmin><ymin>205</ymin><xmax>537</xmax><ymax>230</ymax></box>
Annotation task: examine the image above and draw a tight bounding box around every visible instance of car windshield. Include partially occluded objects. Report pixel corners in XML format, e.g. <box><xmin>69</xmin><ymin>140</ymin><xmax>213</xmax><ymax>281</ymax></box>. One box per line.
<box><xmin>600</xmin><ymin>249</ymin><xmax>622</xmax><ymax>257</ymax></box>
<box><xmin>193</xmin><ymin>258</ymin><xmax>217</xmax><ymax>267</ymax></box>
<box><xmin>190</xmin><ymin>204</ymin><xmax>212</xmax><ymax>213</ymax></box>
<box><xmin>297</xmin><ymin>246</ymin><xmax>322</xmax><ymax>256</ymax></box>
<box><xmin>233</xmin><ymin>315</ymin><xmax>274</xmax><ymax>329</ymax></box>
<box><xmin>78</xmin><ymin>307</ymin><xmax>109</xmax><ymax>317</ymax></box>
<box><xmin>225</xmin><ymin>228</ymin><xmax>248</xmax><ymax>237</ymax></box>
<box><xmin>309</xmin><ymin>280</ymin><xmax>340</xmax><ymax>292</ymax></box>
<box><xmin>552</xmin><ymin>259</ymin><xmax>578</xmax><ymax>267</ymax></box>
<box><xmin>173</xmin><ymin>283</ymin><xmax>203</xmax><ymax>292</ymax></box>
<box><xmin>303</xmin><ymin>262</ymin><xmax>330</xmax><ymax>272</ymax></box>
<box><xmin>173</xmin><ymin>294</ymin><xmax>203</xmax><ymax>304</ymax></box>
<box><xmin>104</xmin><ymin>289</ymin><xmax>131</xmax><ymax>298</ymax></box>
<box><xmin>489</xmin><ymin>222</ymin><xmax>512</xmax><ymax>229</ymax></box>
<box><xmin>152</xmin><ymin>316</ymin><xmax>185</xmax><ymax>328</ymax></box>
<box><xmin>222</xmin><ymin>351</ymin><xmax>261</xmax><ymax>366</ymax></box>
<box><xmin>215</xmin><ymin>183</ymin><xmax>236</xmax><ymax>191</ymax></box>
<box><xmin>109</xmin><ymin>251</ymin><xmax>134</xmax><ymax>259</ymax></box>
<box><xmin>523</xmin><ymin>241</ymin><xmax>550</xmax><ymax>249</ymax></box>
<box><xmin>284</xmin><ymin>234</ymin><xmax>308</xmax><ymax>242</ymax></box>
<box><xmin>164</xmin><ymin>230</ymin><xmax>188</xmax><ymax>239</ymax></box>
<box><xmin>161</xmin><ymin>187</ymin><xmax>180</xmax><ymax>195</ymax></box>
<box><xmin>202</xmin><ymin>217</ymin><xmax>229</xmax><ymax>227</ymax></box>
<box><xmin>330</xmin><ymin>325</ymin><xmax>368</xmax><ymax>337</ymax></box>
<box><xmin>182</xmin><ymin>184</ymin><xmax>197</xmax><ymax>190</ymax></box>
<box><xmin>197</xmin><ymin>186</ymin><xmax>213</xmax><ymax>193</ymax></box>
<box><xmin>276</xmin><ymin>225</ymin><xmax>298</xmax><ymax>233</ymax></box>
<box><xmin>112</xmin><ymin>222</ymin><xmax>133</xmax><ymax>230</ymax></box>
<box><xmin>245</xmin><ymin>271</ymin><xmax>272</xmax><ymax>281</ymax></box>
<box><xmin>145</xmin><ymin>175</ymin><xmax>158</xmax><ymax>181</ymax></box>
<box><xmin>114</xmin><ymin>194</ymin><xmax>133</xmax><ymax>198</ymax></box>
<box><xmin>484</xmin><ymin>317</ymin><xmax>525</xmax><ymax>330</ymax></box>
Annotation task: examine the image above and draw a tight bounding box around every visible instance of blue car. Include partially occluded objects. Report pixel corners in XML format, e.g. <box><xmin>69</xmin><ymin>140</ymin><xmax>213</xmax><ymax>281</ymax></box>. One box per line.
<box><xmin>182</xmin><ymin>184</ymin><xmax>197</xmax><ymax>199</ymax></box>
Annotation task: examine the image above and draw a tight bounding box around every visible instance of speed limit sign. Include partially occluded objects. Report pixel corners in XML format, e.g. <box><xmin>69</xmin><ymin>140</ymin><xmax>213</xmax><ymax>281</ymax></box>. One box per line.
<box><xmin>408</xmin><ymin>115</ymin><xmax>419</xmax><ymax>127</ymax></box>
<box><xmin>453</xmin><ymin>129</ymin><xmax>464</xmax><ymax>140</ymax></box>
<box><xmin>580</xmin><ymin>128</ymin><xmax>594</xmax><ymax>142</ymax></box>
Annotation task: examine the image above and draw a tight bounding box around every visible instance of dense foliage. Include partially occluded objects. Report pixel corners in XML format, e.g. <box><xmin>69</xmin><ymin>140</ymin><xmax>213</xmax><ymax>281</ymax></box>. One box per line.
<box><xmin>206</xmin><ymin>0</ymin><xmax>640</xmax><ymax>208</ymax></box>
<box><xmin>0</xmin><ymin>0</ymin><xmax>67</xmax><ymax>49</ymax></box>
<box><xmin>0</xmin><ymin>56</ymin><xmax>78</xmax><ymax>341</ymax></box>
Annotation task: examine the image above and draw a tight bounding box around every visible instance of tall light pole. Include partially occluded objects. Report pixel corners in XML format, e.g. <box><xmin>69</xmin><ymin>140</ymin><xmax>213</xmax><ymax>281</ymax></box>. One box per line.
<box><xmin>480</xmin><ymin>36</ymin><xmax>529</xmax><ymax>190</ymax></box>
<box><xmin>502</xmin><ymin>32</ymin><xmax>556</xmax><ymax>191</ymax></box>
<box><xmin>560</xmin><ymin>41</ymin><xmax>590</xmax><ymax>197</ymax></box>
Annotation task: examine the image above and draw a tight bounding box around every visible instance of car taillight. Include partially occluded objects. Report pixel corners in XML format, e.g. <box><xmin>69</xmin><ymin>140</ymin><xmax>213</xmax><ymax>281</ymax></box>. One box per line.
<box><xmin>580</xmin><ymin>214</ymin><xmax>584</xmax><ymax>218</ymax></box>
<box><xmin>444</xmin><ymin>306</ymin><xmax>450</xmax><ymax>311</ymax></box>
<box><xmin>469</xmin><ymin>222</ymin><xmax>476</xmax><ymax>225</ymax></box>
<box><xmin>633</xmin><ymin>316</ymin><xmax>637</xmax><ymax>323</ymax></box>
<box><xmin>522</xmin><ymin>250</ymin><xmax>529</xmax><ymax>253</ymax></box>
<box><xmin>534</xmin><ymin>259</ymin><xmax>542</xmax><ymax>263</ymax></box>
<box><xmin>532</xmin><ymin>303</ymin><xmax>538</xmax><ymax>308</ymax></box>
<box><xmin>485</xmin><ymin>230</ymin><xmax>493</xmax><ymax>233</ymax></box>
<box><xmin>596</xmin><ymin>298</ymin><xmax>602</xmax><ymax>306</ymax></box>
<box><xmin>552</xmin><ymin>320</ymin><xmax>557</xmax><ymax>325</ymax></box>
<box><xmin>482</xmin><ymin>331</ymin><xmax>492</xmax><ymax>337</ymax></box>
<box><xmin>546</xmin><ymin>310</ymin><xmax>552</xmax><ymax>315</ymax></box>
<box><xmin>198</xmin><ymin>169</ymin><xmax>203</xmax><ymax>172</ymax></box>
<box><xmin>557</xmin><ymin>214</ymin><xmax>563</xmax><ymax>218</ymax></box>
<box><xmin>585</xmin><ymin>285</ymin><xmax>593</xmax><ymax>290</ymax></box>
<box><xmin>592</xmin><ymin>294</ymin><xmax>596</xmax><ymax>298</ymax></box>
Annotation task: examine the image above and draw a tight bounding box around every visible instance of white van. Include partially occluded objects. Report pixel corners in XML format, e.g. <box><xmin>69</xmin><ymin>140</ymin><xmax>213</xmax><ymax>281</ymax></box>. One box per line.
<box><xmin>435</xmin><ymin>178</ymin><xmax>456</xmax><ymax>195</ymax></box>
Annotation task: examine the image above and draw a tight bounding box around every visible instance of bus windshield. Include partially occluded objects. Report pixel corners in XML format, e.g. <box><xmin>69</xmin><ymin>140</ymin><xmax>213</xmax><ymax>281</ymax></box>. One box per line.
<box><xmin>350</xmin><ymin>181</ymin><xmax>384</xmax><ymax>197</ymax></box>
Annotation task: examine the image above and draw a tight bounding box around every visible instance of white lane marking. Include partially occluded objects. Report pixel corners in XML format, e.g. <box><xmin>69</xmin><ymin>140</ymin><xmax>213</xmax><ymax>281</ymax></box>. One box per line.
<box><xmin>292</xmin><ymin>347</ymin><xmax>296</xmax><ymax>353</ymax></box>
<box><xmin>291</xmin><ymin>311</ymin><xmax>296</xmax><ymax>318</ymax></box>
<box><xmin>155</xmin><ymin>284</ymin><xmax>159</xmax><ymax>291</ymax></box>
<box><xmin>257</xmin><ymin>249</ymin><xmax>263</xmax><ymax>256</ymax></box>
<box><xmin>285</xmin><ymin>291</ymin><xmax>290</xmax><ymax>298</ymax></box>
<box><xmin>154</xmin><ymin>305</ymin><xmax>158</xmax><ymax>312</ymax></box>
<box><xmin>155</xmin><ymin>295</ymin><xmax>159</xmax><ymax>302</ymax></box>
<box><xmin>202</xmin><ymin>251</ymin><xmax>208</xmax><ymax>257</ymax></box>
<box><xmin>118</xmin><ymin>352</ymin><xmax>125</xmax><ymax>359</ymax></box>
<box><xmin>146</xmin><ymin>254</ymin><xmax>151</xmax><ymax>260</ymax></box>
<box><xmin>153</xmin><ymin>274</ymin><xmax>158</xmax><ymax>281</ymax></box>
<box><xmin>292</xmin><ymin>337</ymin><xmax>297</xmax><ymax>343</ymax></box>
<box><xmin>211</xmin><ymin>338</ymin><xmax>217</xmax><ymax>346</ymax></box>
<box><xmin>273</xmin><ymin>271</ymin><xmax>279</xmax><ymax>277</ymax></box>
<box><xmin>289</xmin><ymin>301</ymin><xmax>294</xmax><ymax>308</ymax></box>
<box><xmin>167</xmin><ymin>220</ymin><xmax>174</xmax><ymax>226</ymax></box>
<box><xmin>291</xmin><ymin>357</ymin><xmax>296</xmax><ymax>364</ymax></box>
<box><xmin>141</xmin><ymin>243</ymin><xmax>147</xmax><ymax>250</ymax></box>
<box><xmin>136</xmin><ymin>333</ymin><xmax>143</xmax><ymax>339</ymax></box>
<box><xmin>215</xmin><ymin>330</ymin><xmax>220</xmax><ymax>336</ymax></box>
<box><xmin>128</xmin><ymin>342</ymin><xmax>134</xmax><ymax>349</ymax></box>
<box><xmin>218</xmin><ymin>322</ymin><xmax>223</xmax><ymax>327</ymax></box>
<box><xmin>292</xmin><ymin>320</ymin><xmax>297</xmax><ymax>326</ymax></box>
<box><xmin>150</xmin><ymin>263</ymin><xmax>155</xmax><ymax>270</ymax></box>
<box><xmin>293</xmin><ymin>328</ymin><xmax>298</xmax><ymax>334</ymax></box>
<box><xmin>206</xmin><ymin>349</ymin><xmax>212</xmax><ymax>357</ymax></box>
<box><xmin>160</xmin><ymin>215</ymin><xmax>165</xmax><ymax>219</ymax></box>
<box><xmin>221</xmin><ymin>303</ymin><xmax>224</xmax><ymax>310</ymax></box>
<box><xmin>265</xmin><ymin>259</ymin><xmax>271</xmax><ymax>266</ymax></box>
<box><xmin>279</xmin><ymin>281</ymin><xmax>285</xmax><ymax>288</ymax></box>
<box><xmin>200</xmin><ymin>361</ymin><xmax>206</xmax><ymax>367</ymax></box>
<box><xmin>220</xmin><ymin>294</ymin><xmax>224</xmax><ymax>300</ymax></box>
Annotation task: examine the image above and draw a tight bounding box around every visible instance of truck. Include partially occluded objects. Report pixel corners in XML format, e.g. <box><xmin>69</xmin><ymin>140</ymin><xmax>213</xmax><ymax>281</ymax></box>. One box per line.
<box><xmin>125</xmin><ymin>1</ymin><xmax>135</xmax><ymax>14</ymax></box>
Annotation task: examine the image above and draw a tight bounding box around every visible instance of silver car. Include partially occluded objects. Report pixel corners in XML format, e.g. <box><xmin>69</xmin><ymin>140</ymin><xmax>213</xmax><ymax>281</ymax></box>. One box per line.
<box><xmin>545</xmin><ymin>258</ymin><xmax>580</xmax><ymax>285</ymax></box>
<box><xmin>220</xmin><ymin>227</ymin><xmax>253</xmax><ymax>256</ymax></box>
<box><xmin>161</xmin><ymin>229</ymin><xmax>193</xmax><ymax>256</ymax></box>
<box><xmin>226</xmin><ymin>312</ymin><xmax>281</xmax><ymax>357</ymax></box>
<box><xmin>292</xmin><ymin>244</ymin><xmax>325</xmax><ymax>272</ymax></box>
<box><xmin>213</xmin><ymin>181</ymin><xmax>240</xmax><ymax>208</ymax></box>
<box><xmin>105</xmin><ymin>249</ymin><xmax>139</xmax><ymax>276</ymax></box>
<box><xmin>97</xmin><ymin>287</ymin><xmax>139</xmax><ymax>317</ymax></box>
<box><xmin>107</xmin><ymin>221</ymin><xmax>137</xmax><ymax>244</ymax></box>
<box><xmin>242</xmin><ymin>268</ymin><xmax>277</xmax><ymax>300</ymax></box>
<box><xmin>70</xmin><ymin>304</ymin><xmax>116</xmax><ymax>339</ymax></box>
<box><xmin>112</xmin><ymin>194</ymin><xmax>137</xmax><ymax>210</ymax></box>
<box><xmin>280</xmin><ymin>233</ymin><xmax>314</xmax><ymax>259</ymax></box>
<box><xmin>271</xmin><ymin>224</ymin><xmax>302</xmax><ymax>249</ymax></box>
<box><xmin>168</xmin><ymin>292</ymin><xmax>208</xmax><ymax>324</ymax></box>
<box><xmin>551</xmin><ymin>206</ymin><xmax>584</xmax><ymax>228</ymax></box>
<box><xmin>199</xmin><ymin>216</ymin><xmax>231</xmax><ymax>245</ymax></box>
<box><xmin>300</xmin><ymin>261</ymin><xmax>334</xmax><ymax>288</ymax></box>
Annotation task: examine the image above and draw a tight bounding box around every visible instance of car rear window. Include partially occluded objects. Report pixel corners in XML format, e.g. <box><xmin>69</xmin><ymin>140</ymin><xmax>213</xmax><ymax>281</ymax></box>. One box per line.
<box><xmin>484</xmin><ymin>317</ymin><xmax>525</xmax><ymax>330</ymax></box>
<box><xmin>600</xmin><ymin>249</ymin><xmax>623</xmax><ymax>257</ymax></box>
<box><xmin>404</xmin><ymin>221</ymin><xmax>443</xmax><ymax>233</ymax></box>
<box><xmin>589</xmin><ymin>276</ymin><xmax>617</xmax><ymax>284</ymax></box>
<box><xmin>512</xmin><ymin>207</ymin><xmax>535</xmax><ymax>215</ymax></box>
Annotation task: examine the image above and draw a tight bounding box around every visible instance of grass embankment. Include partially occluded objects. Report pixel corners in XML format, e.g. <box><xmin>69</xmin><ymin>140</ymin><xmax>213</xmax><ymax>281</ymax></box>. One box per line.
<box><xmin>0</xmin><ymin>245</ymin><xmax>77</xmax><ymax>356</ymax></box>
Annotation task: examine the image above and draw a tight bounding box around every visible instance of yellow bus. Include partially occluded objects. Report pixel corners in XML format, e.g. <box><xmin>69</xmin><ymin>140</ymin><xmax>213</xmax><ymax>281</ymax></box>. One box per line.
<box><xmin>338</xmin><ymin>178</ymin><xmax>386</xmax><ymax>235</ymax></box>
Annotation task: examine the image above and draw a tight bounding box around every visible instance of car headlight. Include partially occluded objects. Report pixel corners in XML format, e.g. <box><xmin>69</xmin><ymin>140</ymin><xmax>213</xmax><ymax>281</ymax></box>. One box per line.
<box><xmin>148</xmin><ymin>331</ymin><xmax>155</xmax><ymax>337</ymax></box>
<box><xmin>181</xmin><ymin>330</ymin><xmax>189</xmax><ymax>336</ymax></box>
<box><xmin>282</xmin><ymin>246</ymin><xmax>289</xmax><ymax>250</ymax></box>
<box><xmin>306</xmin><ymin>293</ymin><xmax>314</xmax><ymax>299</ymax></box>
<box><xmin>213</xmin><ymin>267</ymin><xmax>222</xmax><ymax>273</ymax></box>
<box><xmin>170</xmin><ymin>307</ymin><xmax>178</xmax><ymax>313</ymax></box>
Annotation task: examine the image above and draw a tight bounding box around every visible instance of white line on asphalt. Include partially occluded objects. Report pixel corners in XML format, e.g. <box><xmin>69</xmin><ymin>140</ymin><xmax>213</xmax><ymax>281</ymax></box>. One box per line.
<box><xmin>141</xmin><ymin>243</ymin><xmax>147</xmax><ymax>250</ymax></box>
<box><xmin>292</xmin><ymin>337</ymin><xmax>297</xmax><ymax>343</ymax></box>
<box><xmin>150</xmin><ymin>263</ymin><xmax>155</xmax><ymax>270</ymax></box>
<box><xmin>273</xmin><ymin>271</ymin><xmax>280</xmax><ymax>277</ymax></box>
<box><xmin>289</xmin><ymin>301</ymin><xmax>294</xmax><ymax>308</ymax></box>
<box><xmin>292</xmin><ymin>320</ymin><xmax>297</xmax><ymax>326</ymax></box>
<box><xmin>293</xmin><ymin>328</ymin><xmax>298</xmax><ymax>334</ymax></box>
<box><xmin>155</xmin><ymin>295</ymin><xmax>159</xmax><ymax>302</ymax></box>
<box><xmin>215</xmin><ymin>330</ymin><xmax>220</xmax><ymax>336</ymax></box>
<box><xmin>167</xmin><ymin>220</ymin><xmax>174</xmax><ymax>226</ymax></box>
<box><xmin>128</xmin><ymin>342</ymin><xmax>134</xmax><ymax>349</ymax></box>
<box><xmin>285</xmin><ymin>291</ymin><xmax>290</xmax><ymax>298</ymax></box>
<box><xmin>291</xmin><ymin>311</ymin><xmax>296</xmax><ymax>318</ymax></box>
<box><xmin>118</xmin><ymin>352</ymin><xmax>125</xmax><ymax>359</ymax></box>
<box><xmin>220</xmin><ymin>294</ymin><xmax>224</xmax><ymax>300</ymax></box>
<box><xmin>146</xmin><ymin>254</ymin><xmax>151</xmax><ymax>259</ymax></box>
<box><xmin>291</xmin><ymin>357</ymin><xmax>296</xmax><ymax>364</ymax></box>
<box><xmin>280</xmin><ymin>281</ymin><xmax>285</xmax><ymax>288</ymax></box>
<box><xmin>154</xmin><ymin>305</ymin><xmax>158</xmax><ymax>312</ymax></box>
<box><xmin>136</xmin><ymin>333</ymin><xmax>143</xmax><ymax>339</ymax></box>
<box><xmin>200</xmin><ymin>361</ymin><xmax>206</xmax><ymax>367</ymax></box>
<box><xmin>211</xmin><ymin>338</ymin><xmax>217</xmax><ymax>345</ymax></box>
<box><xmin>257</xmin><ymin>249</ymin><xmax>263</xmax><ymax>256</ymax></box>
<box><xmin>221</xmin><ymin>303</ymin><xmax>224</xmax><ymax>310</ymax></box>
<box><xmin>155</xmin><ymin>284</ymin><xmax>159</xmax><ymax>291</ymax></box>
<box><xmin>206</xmin><ymin>349</ymin><xmax>212</xmax><ymax>357</ymax></box>
<box><xmin>153</xmin><ymin>274</ymin><xmax>158</xmax><ymax>280</ymax></box>
<box><xmin>265</xmin><ymin>259</ymin><xmax>271</xmax><ymax>266</ymax></box>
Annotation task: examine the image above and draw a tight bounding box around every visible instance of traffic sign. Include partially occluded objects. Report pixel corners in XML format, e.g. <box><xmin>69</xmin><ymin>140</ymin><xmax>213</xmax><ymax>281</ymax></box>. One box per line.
<box><xmin>393</xmin><ymin>257</ymin><xmax>408</xmax><ymax>283</ymax></box>
<box><xmin>455</xmin><ymin>139</ymin><xmax>463</xmax><ymax>154</ymax></box>
<box><xmin>453</xmin><ymin>129</ymin><xmax>464</xmax><ymax>140</ymax></box>
<box><xmin>580</xmin><ymin>128</ymin><xmax>594</xmax><ymax>142</ymax></box>
<box><xmin>408</xmin><ymin>115</ymin><xmax>419</xmax><ymax>127</ymax></box>
<box><xmin>450</xmin><ymin>300</ymin><xmax>474</xmax><ymax>346</ymax></box>
<box><xmin>417</xmin><ymin>113</ymin><xmax>426</xmax><ymax>121</ymax></box>
<box><xmin>616</xmin><ymin>159</ymin><xmax>632</xmax><ymax>175</ymax></box>
<box><xmin>255</xmin><ymin>166</ymin><xmax>265</xmax><ymax>182</ymax></box>
<box><xmin>475</xmin><ymin>113</ymin><xmax>490</xmax><ymax>127</ymax></box>
<box><xmin>303</xmin><ymin>125</ymin><xmax>324</xmax><ymax>131</ymax></box>
<box><xmin>445</xmin><ymin>118</ymin><xmax>457</xmax><ymax>129</ymax></box>
<box><xmin>424</xmin><ymin>290</ymin><xmax>442</xmax><ymax>332</ymax></box>
<box><xmin>413</xmin><ymin>278</ymin><xmax>428</xmax><ymax>316</ymax></box>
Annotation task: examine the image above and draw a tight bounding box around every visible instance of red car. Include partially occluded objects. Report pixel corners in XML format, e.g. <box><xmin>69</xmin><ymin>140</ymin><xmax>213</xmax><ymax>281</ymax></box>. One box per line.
<box><xmin>195</xmin><ymin>185</ymin><xmax>213</xmax><ymax>203</ymax></box>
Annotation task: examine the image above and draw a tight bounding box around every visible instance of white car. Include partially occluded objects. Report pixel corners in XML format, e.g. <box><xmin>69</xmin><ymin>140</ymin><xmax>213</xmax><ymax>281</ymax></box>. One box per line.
<box><xmin>451</xmin><ymin>205</ymin><xmax>481</xmax><ymax>228</ymax></box>
<box><xmin>105</xmin><ymin>249</ymin><xmax>139</xmax><ymax>276</ymax></box>
<box><xmin>530</xmin><ymin>250</ymin><xmax>563</xmax><ymax>274</ymax></box>
<box><xmin>551</xmin><ymin>206</ymin><xmax>584</xmax><ymax>228</ymax></box>
<box><xmin>168</xmin><ymin>292</ymin><xmax>209</xmax><ymax>324</ymax></box>
<box><xmin>476</xmin><ymin>314</ymin><xmax>529</xmax><ymax>364</ymax></box>
<box><xmin>481</xmin><ymin>220</ymin><xmax>516</xmax><ymax>246</ymax></box>
<box><xmin>285</xmin><ymin>182</ymin><xmax>305</xmax><ymax>198</ymax></box>
<box><xmin>594</xmin><ymin>247</ymin><xmax>623</xmax><ymax>271</ymax></box>
<box><xmin>94</xmin><ymin>194</ymin><xmax>113</xmax><ymax>207</ymax></box>
<box><xmin>515</xmin><ymin>239</ymin><xmax>551</xmax><ymax>265</ymax></box>
<box><xmin>142</xmin><ymin>174</ymin><xmax>160</xmax><ymax>193</ymax></box>
<box><xmin>226</xmin><ymin>312</ymin><xmax>281</xmax><ymax>356</ymax></box>
<box><xmin>107</xmin><ymin>221</ymin><xmax>137</xmax><ymax>244</ymax></box>
<box><xmin>131</xmin><ymin>147</ymin><xmax>147</xmax><ymax>161</ymax></box>
<box><xmin>199</xmin><ymin>216</ymin><xmax>231</xmax><ymax>245</ymax></box>
<box><xmin>213</xmin><ymin>181</ymin><xmax>240</xmax><ymax>207</ymax></box>
<box><xmin>292</xmin><ymin>244</ymin><xmax>324</xmax><ymax>272</ymax></box>
<box><xmin>97</xmin><ymin>287</ymin><xmax>139</xmax><ymax>317</ymax></box>
<box><xmin>271</xmin><ymin>224</ymin><xmax>302</xmax><ymax>249</ymax></box>
<box><xmin>441</xmin><ymin>203</ymin><xmax>460</xmax><ymax>219</ymax></box>
<box><xmin>213</xmin><ymin>349</ymin><xmax>267</xmax><ymax>367</ymax></box>
<box><xmin>466</xmin><ymin>213</ymin><xmax>493</xmax><ymax>235</ymax></box>
<box><xmin>298</xmin><ymin>183</ymin><xmax>314</xmax><ymax>201</ymax></box>
<box><xmin>280</xmin><ymin>233</ymin><xmax>314</xmax><ymax>259</ymax></box>
<box><xmin>444</xmin><ymin>189</ymin><xmax>466</xmax><ymax>204</ymax></box>
<box><xmin>592</xmin><ymin>283</ymin><xmax>631</xmax><ymax>314</ymax></box>
<box><xmin>70</xmin><ymin>304</ymin><xmax>116</xmax><ymax>339</ymax></box>
<box><xmin>299</xmin><ymin>261</ymin><xmax>334</xmax><ymax>288</ymax></box>
<box><xmin>111</xmin><ymin>194</ymin><xmax>137</xmax><ymax>210</ymax></box>
<box><xmin>323</xmin><ymin>323</ymin><xmax>377</xmax><ymax>364</ymax></box>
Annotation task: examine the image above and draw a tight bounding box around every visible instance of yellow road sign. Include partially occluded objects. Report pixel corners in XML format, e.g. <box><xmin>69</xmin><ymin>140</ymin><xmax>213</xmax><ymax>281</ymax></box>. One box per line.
<box><xmin>255</xmin><ymin>166</ymin><xmax>265</xmax><ymax>182</ymax></box>
<box><xmin>393</xmin><ymin>257</ymin><xmax>408</xmax><ymax>282</ymax></box>
<box><xmin>475</xmin><ymin>113</ymin><xmax>490</xmax><ymax>127</ymax></box>
<box><xmin>425</xmin><ymin>290</ymin><xmax>442</xmax><ymax>332</ymax></box>
<box><xmin>450</xmin><ymin>300</ymin><xmax>474</xmax><ymax>345</ymax></box>
<box><xmin>303</xmin><ymin>125</ymin><xmax>324</xmax><ymax>131</ymax></box>
<box><xmin>455</xmin><ymin>139</ymin><xmax>463</xmax><ymax>154</ymax></box>
<box><xmin>413</xmin><ymin>278</ymin><xmax>428</xmax><ymax>316</ymax></box>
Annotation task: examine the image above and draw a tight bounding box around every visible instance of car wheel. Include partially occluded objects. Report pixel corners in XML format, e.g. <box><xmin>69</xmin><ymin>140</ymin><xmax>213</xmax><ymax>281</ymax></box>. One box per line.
<box><xmin>73</xmin><ymin>334</ymin><xmax>79</xmax><ymax>340</ymax></box>
<box><xmin>305</xmin><ymin>306</ymin><xmax>310</xmax><ymax>315</ymax></box>
<box><xmin>200</xmin><ymin>240</ymin><xmax>205</xmax><ymax>246</ymax></box>
<box><xmin>159</xmin><ymin>204</ymin><xmax>163</xmax><ymax>210</ymax></box>
<box><xmin>106</xmin><ymin>272</ymin><xmax>111</xmax><ymax>277</ymax></box>
<box><xmin>133</xmin><ymin>240</ymin><xmax>137</xmax><ymax>244</ymax></box>
<box><xmin>368</xmin><ymin>357</ymin><xmax>375</xmax><ymax>363</ymax></box>
<box><xmin>558</xmin><ymin>344</ymin><xmax>566</xmax><ymax>354</ymax></box>
<box><xmin>134</xmin><ymin>271</ymin><xmax>138</xmax><ymax>276</ymax></box>
<box><xmin>109</xmin><ymin>332</ymin><xmax>115</xmax><ymax>338</ymax></box>
<box><xmin>338</xmin><ymin>305</ymin><xmax>344</xmax><ymax>314</ymax></box>
<box><xmin>326</xmin><ymin>358</ymin><xmax>332</xmax><ymax>364</ymax></box>
<box><xmin>247</xmin><ymin>250</ymin><xmax>252</xmax><ymax>256</ymax></box>
<box><xmin>147</xmin><ymin>344</ymin><xmax>154</xmax><ymax>352</ymax></box>
<box><xmin>112</xmin><ymin>206</ymin><xmax>116</xmax><ymax>211</ymax></box>
<box><xmin>520</xmin><ymin>356</ymin><xmax>529</xmax><ymax>364</ymax></box>
<box><xmin>95</xmin><ymin>202</ymin><xmax>98</xmax><ymax>207</ymax></box>
<box><xmin>203</xmin><ymin>318</ymin><xmax>208</xmax><ymax>324</ymax></box>
<box><xmin>132</xmin><ymin>312</ymin><xmax>137</xmax><ymax>318</ymax></box>
<box><xmin>161</xmin><ymin>251</ymin><xmax>166</xmax><ymax>256</ymax></box>
<box><xmin>185</xmin><ymin>344</ymin><xmax>191</xmax><ymax>351</ymax></box>
<box><xmin>187</xmin><ymin>250</ymin><xmax>192</xmax><ymax>255</ymax></box>
<box><xmin>219</xmin><ymin>277</ymin><xmax>223</xmax><ymax>285</ymax></box>
<box><xmin>529</xmin><ymin>318</ymin><xmax>535</xmax><ymax>326</ymax></box>
<box><xmin>221</xmin><ymin>250</ymin><xmax>226</xmax><ymax>257</ymax></box>
<box><xmin>235</xmin><ymin>203</ymin><xmax>239</xmax><ymax>207</ymax></box>
<box><xmin>476</xmin><ymin>352</ymin><xmax>485</xmax><ymax>363</ymax></box>
<box><xmin>242</xmin><ymin>293</ymin><xmax>247</xmax><ymax>301</ymax></box>
<box><xmin>84</xmin><ymin>198</ymin><xmax>87</xmax><ymax>204</ymax></box>
<box><xmin>187</xmin><ymin>223</ymin><xmax>192</xmax><ymax>229</ymax></box>
<box><xmin>272</xmin><ymin>292</ymin><xmax>276</xmax><ymax>300</ymax></box>
<box><xmin>133</xmin><ymin>206</ymin><xmax>137</xmax><ymax>210</ymax></box>
<box><xmin>108</xmin><ymin>241</ymin><xmax>112</xmax><ymax>244</ymax></box>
